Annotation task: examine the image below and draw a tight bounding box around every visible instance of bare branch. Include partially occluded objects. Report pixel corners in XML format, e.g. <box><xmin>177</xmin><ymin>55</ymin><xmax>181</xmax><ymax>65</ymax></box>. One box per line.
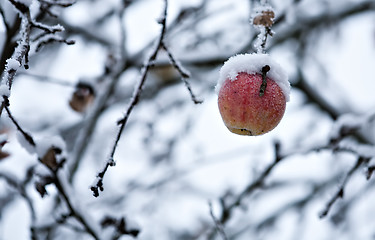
<box><xmin>161</xmin><ymin>42</ymin><xmax>203</xmax><ymax>104</ymax></box>
<box><xmin>91</xmin><ymin>0</ymin><xmax>169</xmax><ymax>197</ymax></box>
<box><xmin>206</xmin><ymin>142</ymin><xmax>283</xmax><ymax>240</ymax></box>
<box><xmin>208</xmin><ymin>201</ymin><xmax>228</xmax><ymax>240</ymax></box>
<box><xmin>35</xmin><ymin>36</ymin><xmax>75</xmax><ymax>52</ymax></box>
<box><xmin>366</xmin><ymin>165</ymin><xmax>375</xmax><ymax>180</ymax></box>
<box><xmin>53</xmin><ymin>173</ymin><xmax>100</xmax><ymax>239</ymax></box>
<box><xmin>319</xmin><ymin>156</ymin><xmax>370</xmax><ymax>218</ymax></box>
<box><xmin>3</xmin><ymin>99</ymin><xmax>36</xmax><ymax>147</ymax></box>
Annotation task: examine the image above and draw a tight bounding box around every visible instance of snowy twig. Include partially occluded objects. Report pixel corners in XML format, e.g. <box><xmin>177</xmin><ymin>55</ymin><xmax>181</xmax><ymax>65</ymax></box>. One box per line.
<box><xmin>161</xmin><ymin>42</ymin><xmax>203</xmax><ymax>104</ymax></box>
<box><xmin>0</xmin><ymin>16</ymin><xmax>31</xmax><ymax>87</ymax></box>
<box><xmin>35</xmin><ymin>36</ymin><xmax>75</xmax><ymax>52</ymax></box>
<box><xmin>0</xmin><ymin>169</ymin><xmax>36</xmax><ymax>221</ymax></box>
<box><xmin>0</xmin><ymin>116</ymin><xmax>97</xmax><ymax>237</ymax></box>
<box><xmin>1</xmin><ymin>0</ymin><xmax>73</xmax><ymax>117</ymax></box>
<box><xmin>208</xmin><ymin>201</ymin><xmax>228</xmax><ymax>240</ymax></box>
<box><xmin>319</xmin><ymin>156</ymin><xmax>370</xmax><ymax>218</ymax></box>
<box><xmin>207</xmin><ymin>142</ymin><xmax>283</xmax><ymax>239</ymax></box>
<box><xmin>3</xmin><ymin>99</ymin><xmax>36</xmax><ymax>146</ymax></box>
<box><xmin>252</xmin><ymin>3</ymin><xmax>275</xmax><ymax>53</ymax></box>
<box><xmin>53</xmin><ymin>173</ymin><xmax>100</xmax><ymax>239</ymax></box>
<box><xmin>91</xmin><ymin>0</ymin><xmax>169</xmax><ymax>197</ymax></box>
<box><xmin>230</xmin><ymin>181</ymin><xmax>331</xmax><ymax>239</ymax></box>
<box><xmin>100</xmin><ymin>216</ymin><xmax>140</xmax><ymax>238</ymax></box>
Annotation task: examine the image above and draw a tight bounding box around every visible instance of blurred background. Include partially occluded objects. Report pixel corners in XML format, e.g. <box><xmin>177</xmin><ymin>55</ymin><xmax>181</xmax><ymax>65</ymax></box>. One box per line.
<box><xmin>1</xmin><ymin>0</ymin><xmax>375</xmax><ymax>239</ymax></box>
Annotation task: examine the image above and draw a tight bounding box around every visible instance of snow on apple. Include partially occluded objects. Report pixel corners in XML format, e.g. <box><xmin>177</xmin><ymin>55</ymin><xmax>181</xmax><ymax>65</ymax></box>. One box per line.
<box><xmin>217</xmin><ymin>53</ymin><xmax>290</xmax><ymax>136</ymax></box>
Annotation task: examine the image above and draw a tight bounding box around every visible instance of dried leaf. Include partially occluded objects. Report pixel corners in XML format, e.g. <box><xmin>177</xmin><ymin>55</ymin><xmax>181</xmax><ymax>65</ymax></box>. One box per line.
<box><xmin>41</xmin><ymin>147</ymin><xmax>58</xmax><ymax>170</ymax></box>
<box><xmin>69</xmin><ymin>82</ymin><xmax>95</xmax><ymax>113</ymax></box>
<box><xmin>253</xmin><ymin>10</ymin><xmax>275</xmax><ymax>27</ymax></box>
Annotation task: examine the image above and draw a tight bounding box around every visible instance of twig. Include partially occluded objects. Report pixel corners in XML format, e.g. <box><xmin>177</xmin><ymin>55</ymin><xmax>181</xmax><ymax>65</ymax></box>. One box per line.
<box><xmin>90</xmin><ymin>0</ymin><xmax>169</xmax><ymax>197</ymax></box>
<box><xmin>319</xmin><ymin>156</ymin><xmax>369</xmax><ymax>218</ymax></box>
<box><xmin>53</xmin><ymin>173</ymin><xmax>100</xmax><ymax>239</ymax></box>
<box><xmin>208</xmin><ymin>201</ymin><xmax>228</xmax><ymax>240</ymax></box>
<box><xmin>259</xmin><ymin>26</ymin><xmax>273</xmax><ymax>52</ymax></box>
<box><xmin>366</xmin><ymin>165</ymin><xmax>375</xmax><ymax>180</ymax></box>
<box><xmin>161</xmin><ymin>43</ymin><xmax>203</xmax><ymax>104</ymax></box>
<box><xmin>0</xmin><ymin>171</ymin><xmax>36</xmax><ymax>220</ymax></box>
<box><xmin>35</xmin><ymin>36</ymin><xmax>75</xmax><ymax>52</ymax></box>
<box><xmin>67</xmin><ymin>3</ymin><xmax>130</xmax><ymax>184</ymax></box>
<box><xmin>0</xmin><ymin>14</ymin><xmax>31</xmax><ymax>88</ymax></box>
<box><xmin>206</xmin><ymin>142</ymin><xmax>283</xmax><ymax>240</ymax></box>
<box><xmin>3</xmin><ymin>100</ymin><xmax>36</xmax><ymax>146</ymax></box>
<box><xmin>3</xmin><ymin>105</ymin><xmax>98</xmax><ymax>239</ymax></box>
<box><xmin>17</xmin><ymin>72</ymin><xmax>75</xmax><ymax>87</ymax></box>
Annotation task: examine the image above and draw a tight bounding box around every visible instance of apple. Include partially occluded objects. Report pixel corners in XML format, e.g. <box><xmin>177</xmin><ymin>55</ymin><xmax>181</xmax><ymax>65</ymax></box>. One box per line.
<box><xmin>217</xmin><ymin>54</ymin><xmax>289</xmax><ymax>136</ymax></box>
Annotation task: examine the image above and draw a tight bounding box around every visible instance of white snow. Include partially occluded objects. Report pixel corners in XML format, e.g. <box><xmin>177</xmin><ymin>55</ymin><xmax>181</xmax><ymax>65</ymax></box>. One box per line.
<box><xmin>251</xmin><ymin>3</ymin><xmax>275</xmax><ymax>53</ymax></box>
<box><xmin>16</xmin><ymin>132</ymin><xmax>35</xmax><ymax>154</ymax></box>
<box><xmin>330</xmin><ymin>111</ymin><xmax>375</xmax><ymax>140</ymax></box>
<box><xmin>0</xmin><ymin>134</ymin><xmax>7</xmax><ymax>144</ymax></box>
<box><xmin>216</xmin><ymin>53</ymin><xmax>290</xmax><ymax>101</ymax></box>
<box><xmin>35</xmin><ymin>136</ymin><xmax>66</xmax><ymax>159</ymax></box>
<box><xmin>6</xmin><ymin>58</ymin><xmax>21</xmax><ymax>71</ymax></box>
<box><xmin>0</xmin><ymin>84</ymin><xmax>10</xmax><ymax>97</ymax></box>
<box><xmin>338</xmin><ymin>138</ymin><xmax>375</xmax><ymax>158</ymax></box>
<box><xmin>16</xmin><ymin>133</ymin><xmax>66</xmax><ymax>159</ymax></box>
<box><xmin>253</xmin><ymin>27</ymin><xmax>268</xmax><ymax>54</ymax></box>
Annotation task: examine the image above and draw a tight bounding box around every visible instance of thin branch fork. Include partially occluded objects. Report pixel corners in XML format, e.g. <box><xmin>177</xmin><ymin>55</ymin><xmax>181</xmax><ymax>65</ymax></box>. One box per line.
<box><xmin>218</xmin><ymin>142</ymin><xmax>283</xmax><ymax>227</ymax></box>
<box><xmin>1</xmin><ymin>4</ymin><xmax>97</xmax><ymax>237</ymax></box>
<box><xmin>161</xmin><ymin>42</ymin><xmax>203</xmax><ymax>104</ymax></box>
<box><xmin>3</xmin><ymin>102</ymin><xmax>100</xmax><ymax>239</ymax></box>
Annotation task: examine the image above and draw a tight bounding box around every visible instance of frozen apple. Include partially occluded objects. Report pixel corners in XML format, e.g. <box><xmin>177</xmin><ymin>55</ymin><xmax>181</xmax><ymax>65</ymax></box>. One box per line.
<box><xmin>216</xmin><ymin>53</ymin><xmax>290</xmax><ymax>136</ymax></box>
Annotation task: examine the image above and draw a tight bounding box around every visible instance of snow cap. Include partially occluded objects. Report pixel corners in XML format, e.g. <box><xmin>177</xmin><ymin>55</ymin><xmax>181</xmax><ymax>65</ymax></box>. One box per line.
<box><xmin>35</xmin><ymin>136</ymin><xmax>66</xmax><ymax>159</ymax></box>
<box><xmin>5</xmin><ymin>58</ymin><xmax>21</xmax><ymax>71</ymax></box>
<box><xmin>216</xmin><ymin>53</ymin><xmax>290</xmax><ymax>102</ymax></box>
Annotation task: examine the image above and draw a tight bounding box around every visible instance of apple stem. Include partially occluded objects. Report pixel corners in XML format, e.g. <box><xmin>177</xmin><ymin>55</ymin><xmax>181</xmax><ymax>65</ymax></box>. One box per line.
<box><xmin>259</xmin><ymin>65</ymin><xmax>270</xmax><ymax>96</ymax></box>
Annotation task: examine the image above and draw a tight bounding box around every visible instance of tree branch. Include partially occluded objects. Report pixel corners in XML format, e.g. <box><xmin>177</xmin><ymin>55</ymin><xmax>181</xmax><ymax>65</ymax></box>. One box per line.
<box><xmin>161</xmin><ymin>43</ymin><xmax>203</xmax><ymax>104</ymax></box>
<box><xmin>208</xmin><ymin>201</ymin><xmax>228</xmax><ymax>240</ymax></box>
<box><xmin>90</xmin><ymin>0</ymin><xmax>169</xmax><ymax>197</ymax></box>
<box><xmin>319</xmin><ymin>156</ymin><xmax>370</xmax><ymax>218</ymax></box>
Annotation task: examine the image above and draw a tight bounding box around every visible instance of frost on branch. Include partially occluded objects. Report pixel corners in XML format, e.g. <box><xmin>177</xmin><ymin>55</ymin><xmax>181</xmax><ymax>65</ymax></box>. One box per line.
<box><xmin>5</xmin><ymin>58</ymin><xmax>21</xmax><ymax>71</ymax></box>
<box><xmin>251</xmin><ymin>4</ymin><xmax>275</xmax><ymax>53</ymax></box>
<box><xmin>330</xmin><ymin>111</ymin><xmax>375</xmax><ymax>143</ymax></box>
<box><xmin>0</xmin><ymin>85</ymin><xmax>11</xmax><ymax>100</ymax></box>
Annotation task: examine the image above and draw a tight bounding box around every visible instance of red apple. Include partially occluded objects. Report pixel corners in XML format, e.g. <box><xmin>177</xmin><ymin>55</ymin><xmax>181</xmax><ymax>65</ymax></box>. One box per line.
<box><xmin>218</xmin><ymin>72</ymin><xmax>286</xmax><ymax>136</ymax></box>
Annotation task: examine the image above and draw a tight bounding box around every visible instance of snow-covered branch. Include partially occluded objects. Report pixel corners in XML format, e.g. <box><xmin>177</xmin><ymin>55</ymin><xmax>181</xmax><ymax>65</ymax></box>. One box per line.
<box><xmin>91</xmin><ymin>0</ymin><xmax>171</xmax><ymax>197</ymax></box>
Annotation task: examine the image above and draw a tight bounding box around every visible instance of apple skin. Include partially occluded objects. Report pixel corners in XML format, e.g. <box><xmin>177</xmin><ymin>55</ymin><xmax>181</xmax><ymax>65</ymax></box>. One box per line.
<box><xmin>218</xmin><ymin>72</ymin><xmax>286</xmax><ymax>136</ymax></box>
